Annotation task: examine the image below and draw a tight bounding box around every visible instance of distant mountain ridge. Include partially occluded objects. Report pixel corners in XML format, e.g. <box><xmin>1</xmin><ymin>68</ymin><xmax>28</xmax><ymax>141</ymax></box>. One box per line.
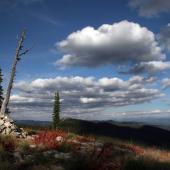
<box><xmin>16</xmin><ymin>118</ymin><xmax>170</xmax><ymax>149</ymax></box>
<box><xmin>15</xmin><ymin>118</ymin><xmax>170</xmax><ymax>130</ymax></box>
<box><xmin>58</xmin><ymin>118</ymin><xmax>170</xmax><ymax>149</ymax></box>
<box><xmin>15</xmin><ymin>120</ymin><xmax>51</xmax><ymax>126</ymax></box>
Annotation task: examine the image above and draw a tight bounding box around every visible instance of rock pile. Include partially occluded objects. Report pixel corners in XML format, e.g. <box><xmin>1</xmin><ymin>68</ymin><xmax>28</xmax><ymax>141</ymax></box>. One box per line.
<box><xmin>0</xmin><ymin>115</ymin><xmax>27</xmax><ymax>138</ymax></box>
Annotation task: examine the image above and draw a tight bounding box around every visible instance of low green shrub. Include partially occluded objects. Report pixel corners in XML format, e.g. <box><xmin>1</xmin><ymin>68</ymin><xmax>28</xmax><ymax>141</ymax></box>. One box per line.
<box><xmin>17</xmin><ymin>141</ymin><xmax>30</xmax><ymax>153</ymax></box>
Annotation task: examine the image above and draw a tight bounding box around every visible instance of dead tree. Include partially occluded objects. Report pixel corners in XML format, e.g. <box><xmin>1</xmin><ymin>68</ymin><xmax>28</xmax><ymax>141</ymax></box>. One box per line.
<box><xmin>0</xmin><ymin>30</ymin><xmax>29</xmax><ymax>116</ymax></box>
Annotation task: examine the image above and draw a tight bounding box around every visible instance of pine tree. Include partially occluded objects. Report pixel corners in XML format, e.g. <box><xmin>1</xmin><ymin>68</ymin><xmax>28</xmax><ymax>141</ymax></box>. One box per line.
<box><xmin>0</xmin><ymin>68</ymin><xmax>10</xmax><ymax>115</ymax></box>
<box><xmin>0</xmin><ymin>68</ymin><xmax>3</xmax><ymax>109</ymax></box>
<box><xmin>52</xmin><ymin>92</ymin><xmax>60</xmax><ymax>129</ymax></box>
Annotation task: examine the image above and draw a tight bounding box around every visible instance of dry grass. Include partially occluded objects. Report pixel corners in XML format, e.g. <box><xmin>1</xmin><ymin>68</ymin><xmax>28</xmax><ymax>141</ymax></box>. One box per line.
<box><xmin>137</xmin><ymin>146</ymin><xmax>170</xmax><ymax>162</ymax></box>
<box><xmin>1</xmin><ymin>129</ymin><xmax>170</xmax><ymax>170</ymax></box>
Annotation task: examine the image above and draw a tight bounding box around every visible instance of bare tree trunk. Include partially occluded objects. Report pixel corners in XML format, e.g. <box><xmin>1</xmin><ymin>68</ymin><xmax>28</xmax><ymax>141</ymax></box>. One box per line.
<box><xmin>0</xmin><ymin>30</ymin><xmax>29</xmax><ymax>116</ymax></box>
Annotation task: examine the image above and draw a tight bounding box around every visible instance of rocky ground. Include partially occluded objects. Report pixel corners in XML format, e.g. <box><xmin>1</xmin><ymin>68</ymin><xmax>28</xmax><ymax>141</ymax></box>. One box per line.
<box><xmin>0</xmin><ymin>115</ymin><xmax>27</xmax><ymax>138</ymax></box>
<box><xmin>1</xmin><ymin>128</ymin><xmax>170</xmax><ymax>170</ymax></box>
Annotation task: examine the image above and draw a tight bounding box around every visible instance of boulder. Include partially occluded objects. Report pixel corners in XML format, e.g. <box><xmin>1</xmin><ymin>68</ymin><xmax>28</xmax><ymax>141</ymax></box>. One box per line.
<box><xmin>54</xmin><ymin>152</ymin><xmax>72</xmax><ymax>159</ymax></box>
<box><xmin>56</xmin><ymin>136</ymin><xmax>64</xmax><ymax>142</ymax></box>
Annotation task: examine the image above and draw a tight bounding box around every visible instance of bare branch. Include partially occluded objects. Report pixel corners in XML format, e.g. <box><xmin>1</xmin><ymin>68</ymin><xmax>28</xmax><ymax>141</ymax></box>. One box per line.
<box><xmin>19</xmin><ymin>43</ymin><xmax>35</xmax><ymax>57</ymax></box>
<box><xmin>19</xmin><ymin>48</ymin><xmax>30</xmax><ymax>56</ymax></box>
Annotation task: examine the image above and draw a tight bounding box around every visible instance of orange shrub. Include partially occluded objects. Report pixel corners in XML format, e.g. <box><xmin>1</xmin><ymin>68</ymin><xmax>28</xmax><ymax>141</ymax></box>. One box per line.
<box><xmin>75</xmin><ymin>135</ymin><xmax>95</xmax><ymax>143</ymax></box>
<box><xmin>32</xmin><ymin>130</ymin><xmax>68</xmax><ymax>150</ymax></box>
<box><xmin>127</xmin><ymin>145</ymin><xmax>145</xmax><ymax>155</ymax></box>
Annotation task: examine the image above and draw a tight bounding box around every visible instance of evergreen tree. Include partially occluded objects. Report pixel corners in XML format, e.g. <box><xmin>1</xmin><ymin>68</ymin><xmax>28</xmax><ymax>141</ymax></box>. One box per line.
<box><xmin>0</xmin><ymin>68</ymin><xmax>10</xmax><ymax>115</ymax></box>
<box><xmin>0</xmin><ymin>68</ymin><xmax>3</xmax><ymax>109</ymax></box>
<box><xmin>52</xmin><ymin>92</ymin><xmax>60</xmax><ymax>129</ymax></box>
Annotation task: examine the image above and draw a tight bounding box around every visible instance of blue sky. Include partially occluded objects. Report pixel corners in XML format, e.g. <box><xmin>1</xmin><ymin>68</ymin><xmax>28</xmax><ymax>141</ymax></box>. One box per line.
<box><xmin>1</xmin><ymin>0</ymin><xmax>170</xmax><ymax>121</ymax></box>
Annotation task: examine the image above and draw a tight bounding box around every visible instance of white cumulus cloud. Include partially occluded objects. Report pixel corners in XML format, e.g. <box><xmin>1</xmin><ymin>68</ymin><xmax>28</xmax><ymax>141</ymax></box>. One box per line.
<box><xmin>56</xmin><ymin>20</ymin><xmax>165</xmax><ymax>68</ymax></box>
<box><xmin>162</xmin><ymin>78</ymin><xmax>170</xmax><ymax>89</ymax></box>
<box><xmin>129</xmin><ymin>61</ymin><xmax>170</xmax><ymax>74</ymax></box>
<box><xmin>10</xmin><ymin>76</ymin><xmax>163</xmax><ymax>120</ymax></box>
<box><xmin>159</xmin><ymin>23</ymin><xmax>170</xmax><ymax>52</ymax></box>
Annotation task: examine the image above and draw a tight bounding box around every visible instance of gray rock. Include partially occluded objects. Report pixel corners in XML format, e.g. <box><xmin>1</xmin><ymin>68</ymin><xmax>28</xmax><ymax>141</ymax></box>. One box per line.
<box><xmin>0</xmin><ymin>115</ymin><xmax>27</xmax><ymax>138</ymax></box>
<box><xmin>43</xmin><ymin>150</ymin><xmax>59</xmax><ymax>157</ymax></box>
<box><xmin>54</xmin><ymin>152</ymin><xmax>72</xmax><ymax>159</ymax></box>
<box><xmin>29</xmin><ymin>144</ymin><xmax>36</xmax><ymax>149</ymax></box>
<box><xmin>51</xmin><ymin>166</ymin><xmax>64</xmax><ymax>170</ymax></box>
<box><xmin>24</xmin><ymin>154</ymin><xmax>34</xmax><ymax>160</ymax></box>
<box><xmin>56</xmin><ymin>136</ymin><xmax>64</xmax><ymax>142</ymax></box>
<box><xmin>0</xmin><ymin>124</ymin><xmax>6</xmax><ymax>130</ymax></box>
<box><xmin>14</xmin><ymin>151</ymin><xmax>24</xmax><ymax>163</ymax></box>
<box><xmin>0</xmin><ymin>120</ymin><xmax>4</xmax><ymax>125</ymax></box>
